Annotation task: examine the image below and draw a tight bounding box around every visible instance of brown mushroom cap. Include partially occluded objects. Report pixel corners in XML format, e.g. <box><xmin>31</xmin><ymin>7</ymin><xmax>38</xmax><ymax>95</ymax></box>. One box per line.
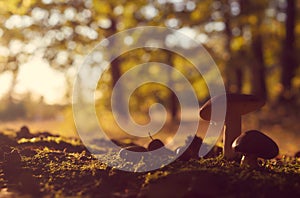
<box><xmin>199</xmin><ymin>93</ymin><xmax>265</xmax><ymax>122</ymax></box>
<box><xmin>232</xmin><ymin>130</ymin><xmax>279</xmax><ymax>159</ymax></box>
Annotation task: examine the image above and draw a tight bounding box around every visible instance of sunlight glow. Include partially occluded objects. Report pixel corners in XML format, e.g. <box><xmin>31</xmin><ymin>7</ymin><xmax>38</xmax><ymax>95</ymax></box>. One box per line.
<box><xmin>5</xmin><ymin>15</ymin><xmax>33</xmax><ymax>29</ymax></box>
<box><xmin>64</xmin><ymin>7</ymin><xmax>76</xmax><ymax>21</ymax></box>
<box><xmin>31</xmin><ymin>7</ymin><xmax>49</xmax><ymax>21</ymax></box>
<box><xmin>165</xmin><ymin>18</ymin><xmax>180</xmax><ymax>28</ymax></box>
<box><xmin>14</xmin><ymin>57</ymin><xmax>67</xmax><ymax>104</ymax></box>
<box><xmin>141</xmin><ymin>5</ymin><xmax>158</xmax><ymax>20</ymax></box>
<box><xmin>98</xmin><ymin>18</ymin><xmax>112</xmax><ymax>29</ymax></box>
<box><xmin>9</xmin><ymin>40</ymin><xmax>24</xmax><ymax>55</ymax></box>
<box><xmin>0</xmin><ymin>46</ymin><xmax>10</xmax><ymax>57</ymax></box>
<box><xmin>165</xmin><ymin>27</ymin><xmax>199</xmax><ymax>49</ymax></box>
<box><xmin>0</xmin><ymin>71</ymin><xmax>13</xmax><ymax>97</ymax></box>
<box><xmin>205</xmin><ymin>22</ymin><xmax>225</xmax><ymax>32</ymax></box>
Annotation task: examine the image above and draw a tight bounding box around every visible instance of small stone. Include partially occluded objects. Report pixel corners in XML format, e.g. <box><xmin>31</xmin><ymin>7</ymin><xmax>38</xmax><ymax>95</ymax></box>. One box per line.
<box><xmin>17</xmin><ymin>126</ymin><xmax>33</xmax><ymax>139</ymax></box>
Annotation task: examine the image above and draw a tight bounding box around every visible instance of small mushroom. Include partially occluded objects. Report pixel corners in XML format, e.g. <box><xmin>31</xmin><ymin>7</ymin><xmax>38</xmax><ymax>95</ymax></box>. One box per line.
<box><xmin>232</xmin><ymin>130</ymin><xmax>279</xmax><ymax>168</ymax></box>
<box><xmin>147</xmin><ymin>132</ymin><xmax>164</xmax><ymax>151</ymax></box>
<box><xmin>17</xmin><ymin>125</ymin><xmax>32</xmax><ymax>139</ymax></box>
<box><xmin>147</xmin><ymin>133</ymin><xmax>174</xmax><ymax>156</ymax></box>
<box><xmin>294</xmin><ymin>151</ymin><xmax>300</xmax><ymax>158</ymax></box>
<box><xmin>148</xmin><ymin>139</ymin><xmax>164</xmax><ymax>151</ymax></box>
<box><xmin>199</xmin><ymin>93</ymin><xmax>265</xmax><ymax>160</ymax></box>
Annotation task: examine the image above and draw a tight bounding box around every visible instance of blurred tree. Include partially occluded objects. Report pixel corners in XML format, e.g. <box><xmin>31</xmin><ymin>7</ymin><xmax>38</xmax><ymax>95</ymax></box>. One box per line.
<box><xmin>279</xmin><ymin>0</ymin><xmax>297</xmax><ymax>102</ymax></box>
<box><xmin>250</xmin><ymin>31</ymin><xmax>267</xmax><ymax>99</ymax></box>
<box><xmin>92</xmin><ymin>0</ymin><xmax>214</xmax><ymax>121</ymax></box>
<box><xmin>166</xmin><ymin>52</ymin><xmax>179</xmax><ymax>122</ymax></box>
<box><xmin>0</xmin><ymin>0</ymin><xmax>97</xmax><ymax>103</ymax></box>
<box><xmin>241</xmin><ymin>0</ymin><xmax>268</xmax><ymax>99</ymax></box>
<box><xmin>108</xmin><ymin>19</ymin><xmax>127</xmax><ymax>118</ymax></box>
<box><xmin>219</xmin><ymin>0</ymin><xmax>244</xmax><ymax>93</ymax></box>
<box><xmin>1</xmin><ymin>0</ymin><xmax>299</xmax><ymax>123</ymax></box>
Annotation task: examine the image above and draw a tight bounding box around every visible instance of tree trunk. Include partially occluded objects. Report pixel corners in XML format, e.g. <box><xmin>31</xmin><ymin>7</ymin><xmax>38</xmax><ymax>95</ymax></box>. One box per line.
<box><xmin>166</xmin><ymin>52</ymin><xmax>179</xmax><ymax>122</ymax></box>
<box><xmin>279</xmin><ymin>0</ymin><xmax>297</xmax><ymax>102</ymax></box>
<box><xmin>235</xmin><ymin>66</ymin><xmax>243</xmax><ymax>93</ymax></box>
<box><xmin>223</xmin><ymin>1</ymin><xmax>234</xmax><ymax>92</ymax></box>
<box><xmin>110</xmin><ymin>57</ymin><xmax>128</xmax><ymax>117</ymax></box>
<box><xmin>109</xmin><ymin>19</ymin><xmax>128</xmax><ymax>118</ymax></box>
<box><xmin>223</xmin><ymin>0</ymin><xmax>243</xmax><ymax>94</ymax></box>
<box><xmin>250</xmin><ymin>33</ymin><xmax>267</xmax><ymax>100</ymax></box>
<box><xmin>7</xmin><ymin>65</ymin><xmax>18</xmax><ymax>103</ymax></box>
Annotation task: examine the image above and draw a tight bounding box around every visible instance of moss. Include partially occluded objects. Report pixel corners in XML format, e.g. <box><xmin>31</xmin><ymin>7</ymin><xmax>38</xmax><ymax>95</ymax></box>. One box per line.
<box><xmin>0</xmin><ymin>132</ymin><xmax>300</xmax><ymax>197</ymax></box>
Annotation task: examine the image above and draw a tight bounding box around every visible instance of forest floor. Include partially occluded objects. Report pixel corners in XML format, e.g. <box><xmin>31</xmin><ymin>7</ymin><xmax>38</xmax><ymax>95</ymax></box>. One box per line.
<box><xmin>1</xmin><ymin>102</ymin><xmax>299</xmax><ymax>155</ymax></box>
<box><xmin>0</xmin><ymin>103</ymin><xmax>299</xmax><ymax>197</ymax></box>
<box><xmin>0</xmin><ymin>128</ymin><xmax>299</xmax><ymax>197</ymax></box>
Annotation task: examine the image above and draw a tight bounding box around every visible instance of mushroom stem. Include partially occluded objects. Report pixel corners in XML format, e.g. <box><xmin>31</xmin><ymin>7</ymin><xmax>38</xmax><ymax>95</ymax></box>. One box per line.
<box><xmin>223</xmin><ymin>115</ymin><xmax>241</xmax><ymax>160</ymax></box>
<box><xmin>240</xmin><ymin>154</ymin><xmax>258</xmax><ymax>168</ymax></box>
<box><xmin>148</xmin><ymin>132</ymin><xmax>154</xmax><ymax>140</ymax></box>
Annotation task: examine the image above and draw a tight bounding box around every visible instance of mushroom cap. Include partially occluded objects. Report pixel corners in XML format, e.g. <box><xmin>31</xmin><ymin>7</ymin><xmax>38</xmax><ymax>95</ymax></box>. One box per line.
<box><xmin>232</xmin><ymin>130</ymin><xmax>279</xmax><ymax>159</ymax></box>
<box><xmin>295</xmin><ymin>151</ymin><xmax>300</xmax><ymax>158</ymax></box>
<box><xmin>199</xmin><ymin>93</ymin><xmax>265</xmax><ymax>122</ymax></box>
<box><xmin>148</xmin><ymin>139</ymin><xmax>164</xmax><ymax>151</ymax></box>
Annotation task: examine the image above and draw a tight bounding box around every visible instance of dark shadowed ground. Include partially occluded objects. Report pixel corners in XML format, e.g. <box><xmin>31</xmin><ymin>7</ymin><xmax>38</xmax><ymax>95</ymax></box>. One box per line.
<box><xmin>0</xmin><ymin>127</ymin><xmax>299</xmax><ymax>197</ymax></box>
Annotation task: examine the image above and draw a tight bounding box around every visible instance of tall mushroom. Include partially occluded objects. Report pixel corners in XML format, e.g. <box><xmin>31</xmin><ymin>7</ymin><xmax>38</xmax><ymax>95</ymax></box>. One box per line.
<box><xmin>232</xmin><ymin>130</ymin><xmax>279</xmax><ymax>168</ymax></box>
<box><xmin>199</xmin><ymin>93</ymin><xmax>265</xmax><ymax>160</ymax></box>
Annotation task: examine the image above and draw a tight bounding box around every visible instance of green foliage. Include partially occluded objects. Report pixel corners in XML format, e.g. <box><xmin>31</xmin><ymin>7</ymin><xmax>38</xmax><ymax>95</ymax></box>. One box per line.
<box><xmin>0</xmin><ymin>0</ymin><xmax>299</xmax><ymax>111</ymax></box>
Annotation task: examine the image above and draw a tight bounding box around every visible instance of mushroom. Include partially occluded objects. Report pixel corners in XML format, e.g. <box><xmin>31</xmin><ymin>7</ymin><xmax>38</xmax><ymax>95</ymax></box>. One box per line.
<box><xmin>199</xmin><ymin>93</ymin><xmax>265</xmax><ymax>160</ymax></box>
<box><xmin>148</xmin><ymin>139</ymin><xmax>164</xmax><ymax>151</ymax></box>
<box><xmin>232</xmin><ymin>130</ymin><xmax>279</xmax><ymax>167</ymax></box>
<box><xmin>147</xmin><ymin>133</ymin><xmax>174</xmax><ymax>156</ymax></box>
<box><xmin>119</xmin><ymin>146</ymin><xmax>148</xmax><ymax>163</ymax></box>
<box><xmin>295</xmin><ymin>151</ymin><xmax>300</xmax><ymax>158</ymax></box>
<box><xmin>147</xmin><ymin>132</ymin><xmax>164</xmax><ymax>151</ymax></box>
